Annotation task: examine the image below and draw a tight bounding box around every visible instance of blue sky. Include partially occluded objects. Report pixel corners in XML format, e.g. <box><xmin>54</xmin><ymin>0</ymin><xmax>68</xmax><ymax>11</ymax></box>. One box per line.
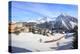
<box><xmin>10</xmin><ymin>1</ymin><xmax>78</xmax><ymax>22</ymax></box>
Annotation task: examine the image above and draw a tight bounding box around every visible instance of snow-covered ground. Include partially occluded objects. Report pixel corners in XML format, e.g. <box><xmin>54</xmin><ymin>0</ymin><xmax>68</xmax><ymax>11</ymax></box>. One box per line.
<box><xmin>9</xmin><ymin>32</ymin><xmax>74</xmax><ymax>52</ymax></box>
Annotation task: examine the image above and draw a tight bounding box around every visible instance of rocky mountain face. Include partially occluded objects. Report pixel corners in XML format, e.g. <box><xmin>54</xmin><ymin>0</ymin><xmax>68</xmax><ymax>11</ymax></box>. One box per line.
<box><xmin>54</xmin><ymin>14</ymin><xmax>77</xmax><ymax>30</ymax></box>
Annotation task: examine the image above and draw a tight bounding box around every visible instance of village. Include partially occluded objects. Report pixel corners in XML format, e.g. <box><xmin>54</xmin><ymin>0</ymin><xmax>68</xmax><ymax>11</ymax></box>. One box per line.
<box><xmin>9</xmin><ymin>22</ymin><xmax>65</xmax><ymax>36</ymax></box>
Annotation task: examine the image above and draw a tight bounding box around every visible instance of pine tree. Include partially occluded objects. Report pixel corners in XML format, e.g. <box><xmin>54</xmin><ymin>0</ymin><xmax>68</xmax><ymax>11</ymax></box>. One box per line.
<box><xmin>72</xmin><ymin>25</ymin><xmax>78</xmax><ymax>49</ymax></box>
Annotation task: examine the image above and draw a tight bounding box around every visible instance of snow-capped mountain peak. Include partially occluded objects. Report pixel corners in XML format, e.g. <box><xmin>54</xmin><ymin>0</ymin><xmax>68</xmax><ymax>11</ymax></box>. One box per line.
<box><xmin>54</xmin><ymin>14</ymin><xmax>77</xmax><ymax>30</ymax></box>
<box><xmin>36</xmin><ymin>17</ymin><xmax>56</xmax><ymax>24</ymax></box>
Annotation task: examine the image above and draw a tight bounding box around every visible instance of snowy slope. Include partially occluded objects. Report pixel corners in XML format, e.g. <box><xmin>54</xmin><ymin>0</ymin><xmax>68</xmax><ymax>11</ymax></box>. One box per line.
<box><xmin>10</xmin><ymin>32</ymin><xmax>74</xmax><ymax>52</ymax></box>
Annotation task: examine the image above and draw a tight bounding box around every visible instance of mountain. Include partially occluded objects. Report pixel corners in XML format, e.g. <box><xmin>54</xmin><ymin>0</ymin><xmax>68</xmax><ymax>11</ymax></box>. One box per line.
<box><xmin>36</xmin><ymin>17</ymin><xmax>56</xmax><ymax>24</ymax></box>
<box><xmin>36</xmin><ymin>21</ymin><xmax>54</xmax><ymax>30</ymax></box>
<box><xmin>36</xmin><ymin>14</ymin><xmax>77</xmax><ymax>31</ymax></box>
<box><xmin>54</xmin><ymin>14</ymin><xmax>78</xmax><ymax>30</ymax></box>
<box><xmin>36</xmin><ymin>17</ymin><xmax>55</xmax><ymax>30</ymax></box>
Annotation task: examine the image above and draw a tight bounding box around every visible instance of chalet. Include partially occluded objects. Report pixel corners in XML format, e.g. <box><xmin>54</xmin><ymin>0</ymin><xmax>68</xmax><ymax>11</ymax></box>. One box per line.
<box><xmin>9</xmin><ymin>22</ymin><xmax>23</xmax><ymax>33</ymax></box>
<box><xmin>9</xmin><ymin>23</ymin><xmax>16</xmax><ymax>33</ymax></box>
<box><xmin>23</xmin><ymin>24</ymin><xmax>32</xmax><ymax>32</ymax></box>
